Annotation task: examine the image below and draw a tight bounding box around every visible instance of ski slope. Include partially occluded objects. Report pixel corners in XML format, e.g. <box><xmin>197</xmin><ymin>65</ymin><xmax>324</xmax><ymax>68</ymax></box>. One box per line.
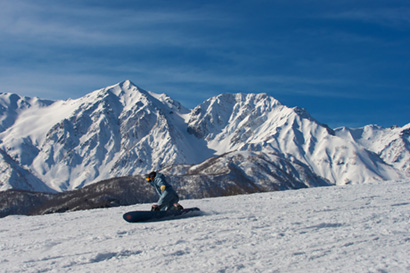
<box><xmin>1</xmin><ymin>180</ymin><xmax>410</xmax><ymax>272</ymax></box>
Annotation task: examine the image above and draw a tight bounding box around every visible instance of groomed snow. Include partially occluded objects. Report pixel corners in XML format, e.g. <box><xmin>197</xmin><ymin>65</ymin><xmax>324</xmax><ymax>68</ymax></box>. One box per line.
<box><xmin>1</xmin><ymin>180</ymin><xmax>410</xmax><ymax>272</ymax></box>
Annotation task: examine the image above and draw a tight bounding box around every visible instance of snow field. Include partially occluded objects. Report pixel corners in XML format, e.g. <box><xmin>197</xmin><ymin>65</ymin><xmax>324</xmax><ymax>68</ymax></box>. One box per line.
<box><xmin>1</xmin><ymin>180</ymin><xmax>410</xmax><ymax>272</ymax></box>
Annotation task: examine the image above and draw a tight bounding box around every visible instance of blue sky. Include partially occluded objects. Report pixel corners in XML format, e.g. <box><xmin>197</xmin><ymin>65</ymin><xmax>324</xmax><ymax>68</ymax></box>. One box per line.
<box><xmin>0</xmin><ymin>0</ymin><xmax>409</xmax><ymax>128</ymax></box>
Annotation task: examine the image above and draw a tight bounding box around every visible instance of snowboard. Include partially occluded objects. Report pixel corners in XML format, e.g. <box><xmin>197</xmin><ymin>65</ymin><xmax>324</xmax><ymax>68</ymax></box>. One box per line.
<box><xmin>123</xmin><ymin>207</ymin><xmax>201</xmax><ymax>223</ymax></box>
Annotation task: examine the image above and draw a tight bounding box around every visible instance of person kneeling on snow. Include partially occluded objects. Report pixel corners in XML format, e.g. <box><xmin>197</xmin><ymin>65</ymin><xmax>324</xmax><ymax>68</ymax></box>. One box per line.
<box><xmin>146</xmin><ymin>171</ymin><xmax>183</xmax><ymax>211</ymax></box>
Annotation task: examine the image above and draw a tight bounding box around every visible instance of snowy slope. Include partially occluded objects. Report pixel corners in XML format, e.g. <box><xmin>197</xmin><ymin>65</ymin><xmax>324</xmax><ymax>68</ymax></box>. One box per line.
<box><xmin>162</xmin><ymin>151</ymin><xmax>331</xmax><ymax>197</ymax></box>
<box><xmin>1</xmin><ymin>180</ymin><xmax>409</xmax><ymax>272</ymax></box>
<box><xmin>187</xmin><ymin>93</ymin><xmax>403</xmax><ymax>185</ymax></box>
<box><xmin>0</xmin><ymin>93</ymin><xmax>55</xmax><ymax>133</ymax></box>
<box><xmin>336</xmin><ymin>124</ymin><xmax>410</xmax><ymax>177</ymax></box>
<box><xmin>0</xmin><ymin>81</ymin><xmax>215</xmax><ymax>191</ymax></box>
<box><xmin>0</xmin><ymin>81</ymin><xmax>408</xmax><ymax>192</ymax></box>
<box><xmin>0</xmin><ymin>149</ymin><xmax>53</xmax><ymax>192</ymax></box>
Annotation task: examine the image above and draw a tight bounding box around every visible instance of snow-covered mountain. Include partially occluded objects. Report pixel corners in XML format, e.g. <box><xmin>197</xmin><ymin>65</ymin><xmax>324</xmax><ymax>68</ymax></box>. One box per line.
<box><xmin>335</xmin><ymin>124</ymin><xmax>410</xmax><ymax>177</ymax></box>
<box><xmin>186</xmin><ymin>93</ymin><xmax>404</xmax><ymax>185</ymax></box>
<box><xmin>0</xmin><ymin>80</ymin><xmax>408</xmax><ymax>192</ymax></box>
<box><xmin>0</xmin><ymin>81</ymin><xmax>211</xmax><ymax>192</ymax></box>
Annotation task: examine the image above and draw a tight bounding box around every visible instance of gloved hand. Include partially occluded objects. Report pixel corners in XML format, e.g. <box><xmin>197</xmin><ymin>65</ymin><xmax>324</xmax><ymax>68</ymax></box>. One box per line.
<box><xmin>151</xmin><ymin>204</ymin><xmax>160</xmax><ymax>211</ymax></box>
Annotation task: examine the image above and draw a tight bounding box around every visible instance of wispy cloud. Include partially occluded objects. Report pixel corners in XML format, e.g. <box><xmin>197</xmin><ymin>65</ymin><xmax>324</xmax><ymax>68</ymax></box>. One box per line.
<box><xmin>0</xmin><ymin>0</ymin><xmax>231</xmax><ymax>48</ymax></box>
<box><xmin>325</xmin><ymin>7</ymin><xmax>410</xmax><ymax>28</ymax></box>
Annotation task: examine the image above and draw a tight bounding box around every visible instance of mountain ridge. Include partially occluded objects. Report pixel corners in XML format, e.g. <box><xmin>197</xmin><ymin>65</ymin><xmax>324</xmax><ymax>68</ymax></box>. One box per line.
<box><xmin>0</xmin><ymin>80</ymin><xmax>408</xmax><ymax>193</ymax></box>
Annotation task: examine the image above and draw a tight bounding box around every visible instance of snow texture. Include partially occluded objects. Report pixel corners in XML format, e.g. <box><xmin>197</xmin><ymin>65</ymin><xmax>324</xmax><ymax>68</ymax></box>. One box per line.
<box><xmin>1</xmin><ymin>179</ymin><xmax>410</xmax><ymax>273</ymax></box>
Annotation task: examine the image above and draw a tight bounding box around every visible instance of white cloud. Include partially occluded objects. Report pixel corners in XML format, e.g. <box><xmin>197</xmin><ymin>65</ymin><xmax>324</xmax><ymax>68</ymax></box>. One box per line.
<box><xmin>326</xmin><ymin>7</ymin><xmax>410</xmax><ymax>28</ymax></box>
<box><xmin>0</xmin><ymin>0</ymin><xmax>231</xmax><ymax>48</ymax></box>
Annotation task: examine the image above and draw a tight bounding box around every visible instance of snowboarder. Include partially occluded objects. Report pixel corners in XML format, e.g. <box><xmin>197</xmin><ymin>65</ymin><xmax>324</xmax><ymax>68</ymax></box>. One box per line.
<box><xmin>146</xmin><ymin>171</ymin><xmax>183</xmax><ymax>211</ymax></box>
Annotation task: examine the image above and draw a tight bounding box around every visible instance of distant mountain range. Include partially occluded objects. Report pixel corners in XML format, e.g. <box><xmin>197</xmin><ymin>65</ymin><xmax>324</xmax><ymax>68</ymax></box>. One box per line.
<box><xmin>0</xmin><ymin>80</ymin><xmax>408</xmax><ymax>195</ymax></box>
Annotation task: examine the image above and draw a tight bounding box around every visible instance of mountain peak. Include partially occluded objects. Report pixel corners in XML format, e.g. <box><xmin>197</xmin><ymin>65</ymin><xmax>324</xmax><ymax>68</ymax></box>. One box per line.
<box><xmin>104</xmin><ymin>80</ymin><xmax>146</xmax><ymax>97</ymax></box>
<box><xmin>208</xmin><ymin>92</ymin><xmax>281</xmax><ymax>107</ymax></box>
<box><xmin>0</xmin><ymin>81</ymin><xmax>408</xmax><ymax>193</ymax></box>
<box><xmin>82</xmin><ymin>80</ymin><xmax>152</xmax><ymax>113</ymax></box>
<box><xmin>119</xmin><ymin>79</ymin><xmax>134</xmax><ymax>88</ymax></box>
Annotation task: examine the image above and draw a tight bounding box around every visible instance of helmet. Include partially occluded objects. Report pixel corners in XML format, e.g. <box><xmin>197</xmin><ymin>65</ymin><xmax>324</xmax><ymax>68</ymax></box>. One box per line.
<box><xmin>146</xmin><ymin>171</ymin><xmax>157</xmax><ymax>182</ymax></box>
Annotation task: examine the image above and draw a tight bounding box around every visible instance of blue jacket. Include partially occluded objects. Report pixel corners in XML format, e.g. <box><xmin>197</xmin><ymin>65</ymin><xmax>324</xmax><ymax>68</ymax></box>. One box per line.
<box><xmin>150</xmin><ymin>173</ymin><xmax>179</xmax><ymax>210</ymax></box>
